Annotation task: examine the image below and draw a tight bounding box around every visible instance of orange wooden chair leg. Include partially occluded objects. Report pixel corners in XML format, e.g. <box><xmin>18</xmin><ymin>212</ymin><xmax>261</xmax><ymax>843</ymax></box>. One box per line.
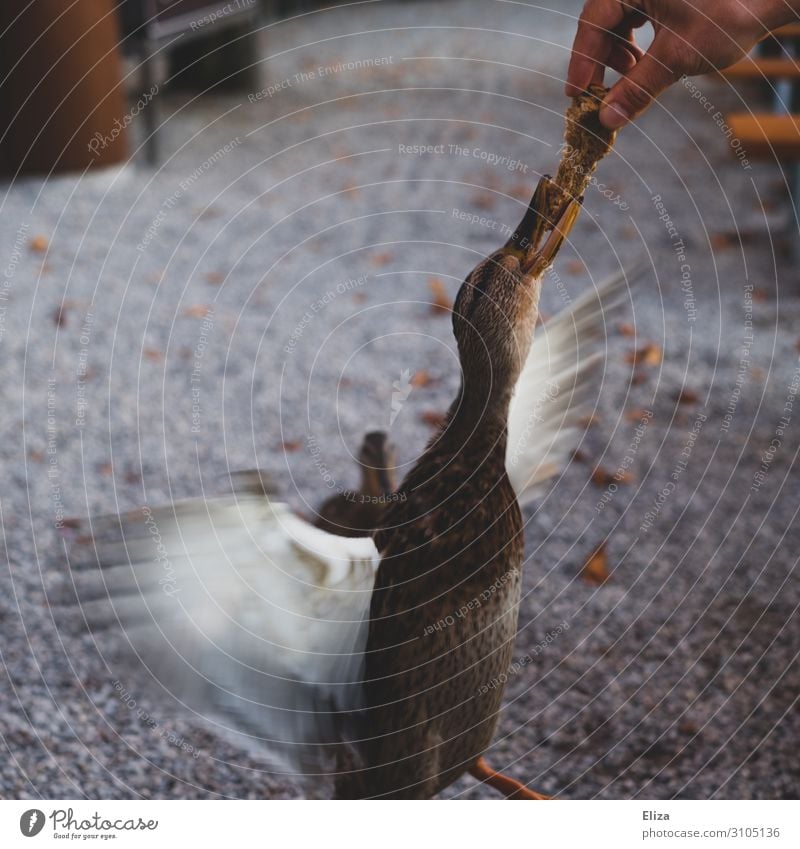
<box><xmin>469</xmin><ymin>757</ymin><xmax>551</xmax><ymax>800</ymax></box>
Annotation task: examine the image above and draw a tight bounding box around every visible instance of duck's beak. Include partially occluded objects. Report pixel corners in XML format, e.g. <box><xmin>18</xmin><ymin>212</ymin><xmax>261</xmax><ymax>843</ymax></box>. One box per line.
<box><xmin>532</xmin><ymin>198</ymin><xmax>582</xmax><ymax>270</ymax></box>
<box><xmin>505</xmin><ymin>175</ymin><xmax>556</xmax><ymax>259</ymax></box>
<box><xmin>504</xmin><ymin>176</ymin><xmax>582</xmax><ymax>276</ymax></box>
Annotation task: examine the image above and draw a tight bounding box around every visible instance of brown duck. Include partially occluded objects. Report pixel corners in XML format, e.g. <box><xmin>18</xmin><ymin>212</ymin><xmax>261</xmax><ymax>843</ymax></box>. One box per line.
<box><xmin>314</xmin><ymin>431</ymin><xmax>397</xmax><ymax>537</ymax></box>
<box><xmin>73</xmin><ymin>87</ymin><xmax>621</xmax><ymax>799</ymax></box>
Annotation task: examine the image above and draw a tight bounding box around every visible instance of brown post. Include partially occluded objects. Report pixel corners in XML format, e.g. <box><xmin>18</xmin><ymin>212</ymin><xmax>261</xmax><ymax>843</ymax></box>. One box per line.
<box><xmin>0</xmin><ymin>0</ymin><xmax>129</xmax><ymax>176</ymax></box>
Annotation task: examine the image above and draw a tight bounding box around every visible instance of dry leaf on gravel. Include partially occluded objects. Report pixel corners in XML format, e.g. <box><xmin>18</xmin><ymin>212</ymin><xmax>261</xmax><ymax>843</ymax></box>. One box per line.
<box><xmin>591</xmin><ymin>467</ymin><xmax>634</xmax><ymax>486</ymax></box>
<box><xmin>428</xmin><ymin>278</ymin><xmax>452</xmax><ymax>314</ymax></box>
<box><xmin>29</xmin><ymin>235</ymin><xmax>49</xmax><ymax>253</ymax></box>
<box><xmin>582</xmin><ymin>543</ymin><xmax>610</xmax><ymax>585</ymax></box>
<box><xmin>674</xmin><ymin>388</ymin><xmax>699</xmax><ymax>405</ymax></box>
<box><xmin>470</xmin><ymin>191</ymin><xmax>496</xmax><ymax>210</ymax></box>
<box><xmin>625</xmin><ymin>342</ymin><xmax>662</xmax><ymax>367</ymax></box>
<box><xmin>411</xmin><ymin>370</ymin><xmax>434</xmax><ymax>388</ymax></box>
<box><xmin>183</xmin><ymin>304</ymin><xmax>211</xmax><ymax>319</ymax></box>
<box><xmin>420</xmin><ymin>410</ymin><xmax>446</xmax><ymax>428</ymax></box>
<box><xmin>625</xmin><ymin>407</ymin><xmax>650</xmax><ymax>423</ymax></box>
<box><xmin>564</xmin><ymin>259</ymin><xmax>585</xmax><ymax>275</ymax></box>
<box><xmin>370</xmin><ymin>252</ymin><xmax>394</xmax><ymax>267</ymax></box>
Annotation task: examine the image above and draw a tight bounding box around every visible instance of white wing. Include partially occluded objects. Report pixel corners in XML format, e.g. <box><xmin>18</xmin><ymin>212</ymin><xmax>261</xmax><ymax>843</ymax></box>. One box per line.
<box><xmin>68</xmin><ymin>487</ymin><xmax>379</xmax><ymax>784</ymax></box>
<box><xmin>507</xmin><ymin>268</ymin><xmax>633</xmax><ymax>506</ymax></box>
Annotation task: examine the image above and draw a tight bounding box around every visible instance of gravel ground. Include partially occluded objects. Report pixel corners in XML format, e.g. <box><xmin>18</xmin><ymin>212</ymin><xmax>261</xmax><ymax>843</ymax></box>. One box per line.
<box><xmin>1</xmin><ymin>0</ymin><xmax>798</xmax><ymax>800</ymax></box>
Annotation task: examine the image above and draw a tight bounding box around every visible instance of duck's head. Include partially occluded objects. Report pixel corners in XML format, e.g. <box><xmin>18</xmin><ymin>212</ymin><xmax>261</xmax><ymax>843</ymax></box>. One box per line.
<box><xmin>358</xmin><ymin>430</ymin><xmax>397</xmax><ymax>494</ymax></box>
<box><xmin>451</xmin><ymin>176</ymin><xmax>581</xmax><ymax>412</ymax></box>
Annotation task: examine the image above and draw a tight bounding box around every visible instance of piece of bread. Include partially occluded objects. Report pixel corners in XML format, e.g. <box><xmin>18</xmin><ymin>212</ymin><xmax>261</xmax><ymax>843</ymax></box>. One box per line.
<box><xmin>548</xmin><ymin>84</ymin><xmax>617</xmax><ymax>219</ymax></box>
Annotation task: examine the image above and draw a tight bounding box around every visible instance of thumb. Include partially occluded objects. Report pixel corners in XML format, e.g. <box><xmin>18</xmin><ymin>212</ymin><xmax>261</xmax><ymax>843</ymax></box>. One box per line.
<box><xmin>599</xmin><ymin>32</ymin><xmax>680</xmax><ymax>129</ymax></box>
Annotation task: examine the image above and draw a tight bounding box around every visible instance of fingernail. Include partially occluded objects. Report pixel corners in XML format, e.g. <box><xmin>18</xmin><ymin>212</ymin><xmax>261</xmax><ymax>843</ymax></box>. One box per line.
<box><xmin>600</xmin><ymin>101</ymin><xmax>630</xmax><ymax>129</ymax></box>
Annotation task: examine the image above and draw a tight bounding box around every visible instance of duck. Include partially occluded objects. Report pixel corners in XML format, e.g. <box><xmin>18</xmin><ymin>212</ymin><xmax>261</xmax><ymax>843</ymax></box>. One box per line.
<box><xmin>314</xmin><ymin>431</ymin><xmax>397</xmax><ymax>537</ymax></box>
<box><xmin>70</xmin><ymin>88</ymin><xmax>625</xmax><ymax>799</ymax></box>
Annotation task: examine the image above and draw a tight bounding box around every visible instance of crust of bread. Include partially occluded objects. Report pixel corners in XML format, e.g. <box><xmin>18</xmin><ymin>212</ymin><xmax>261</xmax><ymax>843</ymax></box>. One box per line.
<box><xmin>547</xmin><ymin>84</ymin><xmax>617</xmax><ymax>220</ymax></box>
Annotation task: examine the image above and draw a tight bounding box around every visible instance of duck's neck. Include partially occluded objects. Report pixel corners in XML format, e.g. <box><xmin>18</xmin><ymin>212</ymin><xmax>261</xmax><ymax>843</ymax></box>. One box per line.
<box><xmin>438</xmin><ymin>376</ymin><xmax>514</xmax><ymax>454</ymax></box>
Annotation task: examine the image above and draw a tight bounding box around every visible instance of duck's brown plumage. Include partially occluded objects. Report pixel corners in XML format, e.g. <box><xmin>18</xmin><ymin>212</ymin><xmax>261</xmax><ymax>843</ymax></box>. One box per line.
<box><xmin>338</xmin><ymin>88</ymin><xmax>617</xmax><ymax>797</ymax></box>
<box><xmin>314</xmin><ymin>431</ymin><xmax>397</xmax><ymax>537</ymax></box>
<box><xmin>336</xmin><ymin>229</ymin><xmax>548</xmax><ymax>798</ymax></box>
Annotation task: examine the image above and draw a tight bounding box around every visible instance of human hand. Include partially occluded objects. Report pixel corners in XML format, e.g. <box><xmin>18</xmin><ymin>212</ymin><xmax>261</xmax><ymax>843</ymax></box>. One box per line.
<box><xmin>566</xmin><ymin>0</ymin><xmax>800</xmax><ymax>129</ymax></box>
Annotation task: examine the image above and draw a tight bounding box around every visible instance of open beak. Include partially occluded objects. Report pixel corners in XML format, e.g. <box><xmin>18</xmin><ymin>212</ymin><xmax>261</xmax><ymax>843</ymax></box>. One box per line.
<box><xmin>533</xmin><ymin>198</ymin><xmax>582</xmax><ymax>269</ymax></box>
<box><xmin>504</xmin><ymin>175</ymin><xmax>583</xmax><ymax>275</ymax></box>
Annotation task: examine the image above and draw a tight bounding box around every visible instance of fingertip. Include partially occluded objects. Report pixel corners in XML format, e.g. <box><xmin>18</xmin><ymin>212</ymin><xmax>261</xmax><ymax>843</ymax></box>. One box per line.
<box><xmin>565</xmin><ymin>56</ymin><xmax>596</xmax><ymax>98</ymax></box>
<box><xmin>599</xmin><ymin>101</ymin><xmax>631</xmax><ymax>130</ymax></box>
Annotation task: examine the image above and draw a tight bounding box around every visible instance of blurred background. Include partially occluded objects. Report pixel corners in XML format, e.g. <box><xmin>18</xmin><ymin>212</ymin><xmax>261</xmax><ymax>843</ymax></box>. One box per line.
<box><xmin>0</xmin><ymin>0</ymin><xmax>798</xmax><ymax>799</ymax></box>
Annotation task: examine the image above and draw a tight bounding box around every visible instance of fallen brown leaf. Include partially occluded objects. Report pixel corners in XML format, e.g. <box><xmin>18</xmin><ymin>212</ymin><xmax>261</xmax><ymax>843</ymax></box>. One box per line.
<box><xmin>420</xmin><ymin>410</ymin><xmax>446</xmax><ymax>429</ymax></box>
<box><xmin>29</xmin><ymin>234</ymin><xmax>49</xmax><ymax>253</ymax></box>
<box><xmin>674</xmin><ymin>388</ymin><xmax>698</xmax><ymax>405</ymax></box>
<box><xmin>281</xmin><ymin>440</ymin><xmax>302</xmax><ymax>453</ymax></box>
<box><xmin>204</xmin><ymin>272</ymin><xmax>224</xmax><ymax>285</ymax></box>
<box><xmin>342</xmin><ymin>180</ymin><xmax>360</xmax><ymax>198</ymax></box>
<box><xmin>470</xmin><ymin>191</ymin><xmax>496</xmax><ymax>210</ymax></box>
<box><xmin>625</xmin><ymin>408</ymin><xmax>649</xmax><ymax>423</ymax></box>
<box><xmin>579</xmin><ymin>413</ymin><xmax>601</xmax><ymax>428</ymax></box>
<box><xmin>511</xmin><ymin>182</ymin><xmax>530</xmax><ymax>200</ymax></box>
<box><xmin>428</xmin><ymin>277</ymin><xmax>453</xmax><ymax>315</ymax></box>
<box><xmin>370</xmin><ymin>251</ymin><xmax>394</xmax><ymax>267</ymax></box>
<box><xmin>564</xmin><ymin>259</ymin><xmax>585</xmax><ymax>275</ymax></box>
<box><xmin>410</xmin><ymin>370</ymin><xmax>434</xmax><ymax>388</ymax></box>
<box><xmin>591</xmin><ymin>467</ymin><xmax>614</xmax><ymax>486</ymax></box>
<box><xmin>581</xmin><ymin>543</ymin><xmax>610</xmax><ymax>585</ymax></box>
<box><xmin>625</xmin><ymin>342</ymin><xmax>662</xmax><ymax>367</ymax></box>
<box><xmin>183</xmin><ymin>304</ymin><xmax>210</xmax><ymax>319</ymax></box>
<box><xmin>143</xmin><ymin>348</ymin><xmax>163</xmax><ymax>362</ymax></box>
<box><xmin>591</xmin><ymin>467</ymin><xmax>634</xmax><ymax>486</ymax></box>
<box><xmin>710</xmin><ymin>232</ymin><xmax>735</xmax><ymax>251</ymax></box>
<box><xmin>631</xmin><ymin>371</ymin><xmax>648</xmax><ymax>386</ymax></box>
<box><xmin>98</xmin><ymin>463</ymin><xmax>113</xmax><ymax>477</ymax></box>
<box><xmin>617</xmin><ymin>321</ymin><xmax>636</xmax><ymax>338</ymax></box>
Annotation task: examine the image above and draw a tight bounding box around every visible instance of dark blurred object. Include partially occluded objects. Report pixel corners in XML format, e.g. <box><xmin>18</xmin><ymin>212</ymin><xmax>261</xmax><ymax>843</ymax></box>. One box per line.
<box><xmin>0</xmin><ymin>0</ymin><xmax>129</xmax><ymax>176</ymax></box>
<box><xmin>116</xmin><ymin>0</ymin><xmax>261</xmax><ymax>163</ymax></box>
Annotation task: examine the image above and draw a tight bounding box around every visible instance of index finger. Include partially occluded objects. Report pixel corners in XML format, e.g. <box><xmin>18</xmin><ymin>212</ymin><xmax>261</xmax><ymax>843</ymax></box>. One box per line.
<box><xmin>566</xmin><ymin>0</ymin><xmax>627</xmax><ymax>96</ymax></box>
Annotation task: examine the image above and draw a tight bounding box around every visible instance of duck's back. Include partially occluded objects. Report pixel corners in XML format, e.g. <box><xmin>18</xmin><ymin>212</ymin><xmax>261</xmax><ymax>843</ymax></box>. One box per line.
<box><xmin>336</xmin><ymin>442</ymin><xmax>523</xmax><ymax>799</ymax></box>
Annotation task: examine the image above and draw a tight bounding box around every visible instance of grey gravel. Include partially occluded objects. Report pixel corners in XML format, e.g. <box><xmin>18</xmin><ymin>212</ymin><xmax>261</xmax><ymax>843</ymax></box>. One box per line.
<box><xmin>0</xmin><ymin>0</ymin><xmax>798</xmax><ymax>800</ymax></box>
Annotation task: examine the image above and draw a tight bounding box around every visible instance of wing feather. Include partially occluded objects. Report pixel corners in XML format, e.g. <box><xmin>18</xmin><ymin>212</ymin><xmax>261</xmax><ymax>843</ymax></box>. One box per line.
<box><xmin>507</xmin><ymin>267</ymin><xmax>635</xmax><ymax>505</ymax></box>
<box><xmin>67</xmin><ymin>486</ymin><xmax>379</xmax><ymax>784</ymax></box>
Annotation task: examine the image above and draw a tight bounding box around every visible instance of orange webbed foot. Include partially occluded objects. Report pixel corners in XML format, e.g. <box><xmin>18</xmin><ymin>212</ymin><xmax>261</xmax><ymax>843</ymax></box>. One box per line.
<box><xmin>469</xmin><ymin>757</ymin><xmax>551</xmax><ymax>800</ymax></box>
